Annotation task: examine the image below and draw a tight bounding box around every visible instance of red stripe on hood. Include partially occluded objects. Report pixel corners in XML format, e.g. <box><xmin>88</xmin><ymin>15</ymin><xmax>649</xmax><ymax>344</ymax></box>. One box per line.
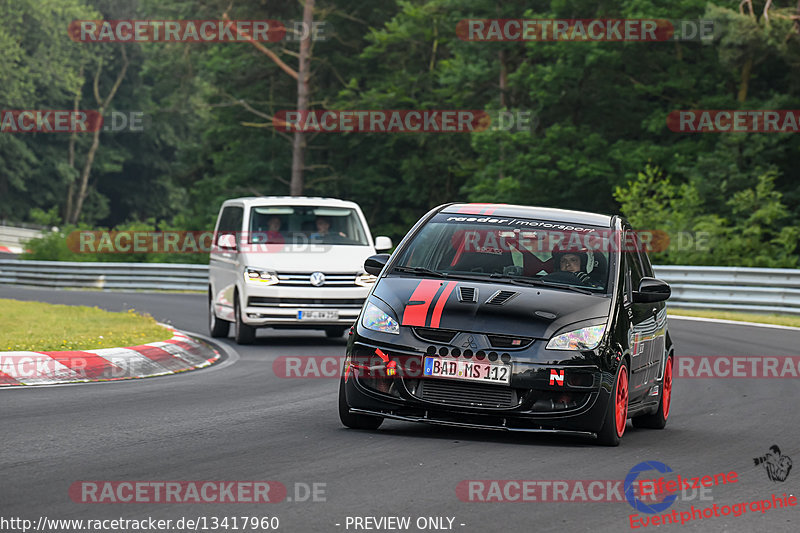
<box><xmin>401</xmin><ymin>279</ymin><xmax>442</xmax><ymax>326</ymax></box>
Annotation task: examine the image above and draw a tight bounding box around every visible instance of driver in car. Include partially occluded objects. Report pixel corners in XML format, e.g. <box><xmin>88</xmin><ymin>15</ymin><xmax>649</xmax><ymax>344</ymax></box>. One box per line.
<box><xmin>553</xmin><ymin>250</ymin><xmax>595</xmax><ymax>285</ymax></box>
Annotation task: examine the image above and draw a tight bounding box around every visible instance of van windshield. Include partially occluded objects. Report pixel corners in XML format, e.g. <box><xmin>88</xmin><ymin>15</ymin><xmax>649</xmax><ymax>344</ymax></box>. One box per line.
<box><xmin>248</xmin><ymin>206</ymin><xmax>369</xmax><ymax>246</ymax></box>
<box><xmin>393</xmin><ymin>213</ymin><xmax>613</xmax><ymax>292</ymax></box>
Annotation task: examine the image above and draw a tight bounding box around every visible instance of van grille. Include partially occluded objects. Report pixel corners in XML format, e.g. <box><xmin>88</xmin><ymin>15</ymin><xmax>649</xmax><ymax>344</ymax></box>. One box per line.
<box><xmin>248</xmin><ymin>297</ymin><xmax>364</xmax><ymax>308</ymax></box>
<box><xmin>276</xmin><ymin>272</ymin><xmax>358</xmax><ymax>286</ymax></box>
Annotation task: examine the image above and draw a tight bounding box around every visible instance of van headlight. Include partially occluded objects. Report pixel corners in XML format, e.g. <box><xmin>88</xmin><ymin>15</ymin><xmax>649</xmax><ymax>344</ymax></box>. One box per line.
<box><xmin>546</xmin><ymin>324</ymin><xmax>606</xmax><ymax>350</ymax></box>
<box><xmin>244</xmin><ymin>267</ymin><xmax>279</xmax><ymax>285</ymax></box>
<box><xmin>355</xmin><ymin>271</ymin><xmax>377</xmax><ymax>287</ymax></box>
<box><xmin>361</xmin><ymin>302</ymin><xmax>399</xmax><ymax>335</ymax></box>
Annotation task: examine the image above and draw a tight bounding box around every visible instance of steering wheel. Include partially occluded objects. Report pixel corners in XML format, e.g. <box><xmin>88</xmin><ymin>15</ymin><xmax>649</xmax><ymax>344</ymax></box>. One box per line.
<box><xmin>540</xmin><ymin>270</ymin><xmax>593</xmax><ymax>286</ymax></box>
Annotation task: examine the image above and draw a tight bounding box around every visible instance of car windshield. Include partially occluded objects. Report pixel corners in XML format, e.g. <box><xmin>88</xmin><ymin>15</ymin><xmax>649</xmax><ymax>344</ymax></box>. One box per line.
<box><xmin>393</xmin><ymin>213</ymin><xmax>613</xmax><ymax>292</ymax></box>
<box><xmin>248</xmin><ymin>206</ymin><xmax>369</xmax><ymax>246</ymax></box>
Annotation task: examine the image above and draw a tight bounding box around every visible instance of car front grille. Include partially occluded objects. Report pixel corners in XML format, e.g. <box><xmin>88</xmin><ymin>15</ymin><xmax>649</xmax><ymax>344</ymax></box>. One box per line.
<box><xmin>277</xmin><ymin>272</ymin><xmax>357</xmax><ymax>286</ymax></box>
<box><xmin>413</xmin><ymin>327</ymin><xmax>457</xmax><ymax>344</ymax></box>
<box><xmin>486</xmin><ymin>334</ymin><xmax>533</xmax><ymax>349</ymax></box>
<box><xmin>415</xmin><ymin>379</ymin><xmax>518</xmax><ymax>408</ymax></box>
<box><xmin>248</xmin><ymin>297</ymin><xmax>364</xmax><ymax>308</ymax></box>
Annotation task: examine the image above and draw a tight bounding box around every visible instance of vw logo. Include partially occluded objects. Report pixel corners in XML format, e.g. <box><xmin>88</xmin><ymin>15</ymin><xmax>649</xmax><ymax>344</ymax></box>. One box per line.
<box><xmin>310</xmin><ymin>272</ymin><xmax>326</xmax><ymax>287</ymax></box>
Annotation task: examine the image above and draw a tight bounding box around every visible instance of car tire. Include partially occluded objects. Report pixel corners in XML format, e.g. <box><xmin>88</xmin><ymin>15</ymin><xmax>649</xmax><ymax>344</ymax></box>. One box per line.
<box><xmin>325</xmin><ymin>327</ymin><xmax>347</xmax><ymax>338</ymax></box>
<box><xmin>632</xmin><ymin>354</ymin><xmax>673</xmax><ymax>430</ymax></box>
<box><xmin>338</xmin><ymin>378</ymin><xmax>383</xmax><ymax>430</ymax></box>
<box><xmin>233</xmin><ymin>293</ymin><xmax>256</xmax><ymax>345</ymax></box>
<box><xmin>208</xmin><ymin>295</ymin><xmax>230</xmax><ymax>338</ymax></box>
<box><xmin>597</xmin><ymin>359</ymin><xmax>629</xmax><ymax>446</ymax></box>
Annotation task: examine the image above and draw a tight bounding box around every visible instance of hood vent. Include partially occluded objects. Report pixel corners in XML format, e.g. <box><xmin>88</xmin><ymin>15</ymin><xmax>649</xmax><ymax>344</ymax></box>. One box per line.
<box><xmin>485</xmin><ymin>290</ymin><xmax>518</xmax><ymax>305</ymax></box>
<box><xmin>458</xmin><ymin>286</ymin><xmax>478</xmax><ymax>303</ymax></box>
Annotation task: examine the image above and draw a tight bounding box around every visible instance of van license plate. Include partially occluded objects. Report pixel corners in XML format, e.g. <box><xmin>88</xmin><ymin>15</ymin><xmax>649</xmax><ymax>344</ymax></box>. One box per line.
<box><xmin>297</xmin><ymin>310</ymin><xmax>339</xmax><ymax>320</ymax></box>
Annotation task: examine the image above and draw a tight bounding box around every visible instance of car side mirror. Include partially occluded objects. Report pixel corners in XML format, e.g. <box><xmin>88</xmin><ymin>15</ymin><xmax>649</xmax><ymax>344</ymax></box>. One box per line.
<box><xmin>374</xmin><ymin>236</ymin><xmax>393</xmax><ymax>251</ymax></box>
<box><xmin>364</xmin><ymin>254</ymin><xmax>390</xmax><ymax>276</ymax></box>
<box><xmin>632</xmin><ymin>277</ymin><xmax>671</xmax><ymax>303</ymax></box>
<box><xmin>216</xmin><ymin>233</ymin><xmax>237</xmax><ymax>251</ymax></box>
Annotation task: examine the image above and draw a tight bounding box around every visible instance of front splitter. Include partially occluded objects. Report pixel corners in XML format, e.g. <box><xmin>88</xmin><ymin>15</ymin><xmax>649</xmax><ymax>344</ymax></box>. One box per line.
<box><xmin>349</xmin><ymin>408</ymin><xmax>597</xmax><ymax>439</ymax></box>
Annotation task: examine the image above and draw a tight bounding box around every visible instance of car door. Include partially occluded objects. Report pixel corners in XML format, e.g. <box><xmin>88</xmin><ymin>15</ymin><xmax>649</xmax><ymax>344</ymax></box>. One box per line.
<box><xmin>622</xmin><ymin>228</ymin><xmax>657</xmax><ymax>399</ymax></box>
<box><xmin>637</xmin><ymin>241</ymin><xmax>668</xmax><ymax>390</ymax></box>
<box><xmin>209</xmin><ymin>205</ymin><xmax>244</xmax><ymax>321</ymax></box>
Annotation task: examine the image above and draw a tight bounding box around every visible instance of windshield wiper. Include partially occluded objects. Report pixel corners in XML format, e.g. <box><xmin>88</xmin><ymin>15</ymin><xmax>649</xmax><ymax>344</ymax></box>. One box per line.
<box><xmin>500</xmin><ymin>276</ymin><xmax>595</xmax><ymax>295</ymax></box>
<box><xmin>393</xmin><ymin>265</ymin><xmax>449</xmax><ymax>278</ymax></box>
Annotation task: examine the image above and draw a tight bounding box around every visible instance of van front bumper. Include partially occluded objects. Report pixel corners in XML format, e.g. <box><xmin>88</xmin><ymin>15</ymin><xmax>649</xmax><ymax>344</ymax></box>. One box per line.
<box><xmin>241</xmin><ymin>285</ymin><xmax>369</xmax><ymax>326</ymax></box>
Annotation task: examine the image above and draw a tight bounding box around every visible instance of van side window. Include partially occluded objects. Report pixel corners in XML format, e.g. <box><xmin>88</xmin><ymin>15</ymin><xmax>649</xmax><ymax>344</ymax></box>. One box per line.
<box><xmin>218</xmin><ymin>206</ymin><xmax>244</xmax><ymax>233</ymax></box>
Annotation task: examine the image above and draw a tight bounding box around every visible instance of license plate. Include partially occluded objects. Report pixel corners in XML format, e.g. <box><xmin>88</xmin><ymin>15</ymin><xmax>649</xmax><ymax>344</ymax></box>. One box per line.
<box><xmin>423</xmin><ymin>356</ymin><xmax>511</xmax><ymax>385</ymax></box>
<box><xmin>297</xmin><ymin>310</ymin><xmax>339</xmax><ymax>320</ymax></box>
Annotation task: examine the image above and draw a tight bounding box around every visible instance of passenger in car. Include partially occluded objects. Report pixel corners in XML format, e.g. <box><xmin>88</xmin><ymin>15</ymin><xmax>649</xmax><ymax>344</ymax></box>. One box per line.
<box><xmin>311</xmin><ymin>217</ymin><xmax>347</xmax><ymax>240</ymax></box>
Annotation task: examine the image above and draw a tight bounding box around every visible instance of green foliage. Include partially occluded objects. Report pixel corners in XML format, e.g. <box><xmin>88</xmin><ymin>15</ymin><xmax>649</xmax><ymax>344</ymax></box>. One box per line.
<box><xmin>4</xmin><ymin>0</ymin><xmax>799</xmax><ymax>268</ymax></box>
<box><xmin>615</xmin><ymin>166</ymin><xmax>798</xmax><ymax>267</ymax></box>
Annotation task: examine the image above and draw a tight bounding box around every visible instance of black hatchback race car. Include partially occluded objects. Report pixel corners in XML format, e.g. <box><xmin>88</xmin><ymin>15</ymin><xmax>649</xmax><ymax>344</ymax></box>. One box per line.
<box><xmin>339</xmin><ymin>203</ymin><xmax>674</xmax><ymax>445</ymax></box>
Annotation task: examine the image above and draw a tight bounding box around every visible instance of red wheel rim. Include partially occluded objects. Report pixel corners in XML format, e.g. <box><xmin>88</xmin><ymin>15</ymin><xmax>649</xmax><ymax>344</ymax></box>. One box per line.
<box><xmin>615</xmin><ymin>366</ymin><xmax>629</xmax><ymax>437</ymax></box>
<box><xmin>662</xmin><ymin>356</ymin><xmax>673</xmax><ymax>419</ymax></box>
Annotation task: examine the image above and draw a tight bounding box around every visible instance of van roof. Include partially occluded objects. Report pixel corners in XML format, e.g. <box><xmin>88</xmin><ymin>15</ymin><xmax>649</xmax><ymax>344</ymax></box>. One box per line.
<box><xmin>222</xmin><ymin>196</ymin><xmax>361</xmax><ymax>209</ymax></box>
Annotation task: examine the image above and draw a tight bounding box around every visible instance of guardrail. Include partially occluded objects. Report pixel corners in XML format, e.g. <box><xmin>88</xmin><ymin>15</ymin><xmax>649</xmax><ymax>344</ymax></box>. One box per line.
<box><xmin>0</xmin><ymin>260</ymin><xmax>208</xmax><ymax>291</ymax></box>
<box><xmin>0</xmin><ymin>225</ymin><xmax>45</xmax><ymax>253</ymax></box>
<box><xmin>653</xmin><ymin>266</ymin><xmax>800</xmax><ymax>315</ymax></box>
<box><xmin>0</xmin><ymin>260</ymin><xmax>798</xmax><ymax>315</ymax></box>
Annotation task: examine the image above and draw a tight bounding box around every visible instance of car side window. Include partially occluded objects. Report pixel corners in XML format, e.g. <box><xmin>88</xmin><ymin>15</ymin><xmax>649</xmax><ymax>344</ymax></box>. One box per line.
<box><xmin>637</xmin><ymin>246</ymin><xmax>655</xmax><ymax>278</ymax></box>
<box><xmin>623</xmin><ymin>230</ymin><xmax>644</xmax><ymax>301</ymax></box>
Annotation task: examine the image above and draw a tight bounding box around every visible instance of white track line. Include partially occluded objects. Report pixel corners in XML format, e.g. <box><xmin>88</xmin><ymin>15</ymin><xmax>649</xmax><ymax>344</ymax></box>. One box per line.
<box><xmin>668</xmin><ymin>314</ymin><xmax>800</xmax><ymax>332</ymax></box>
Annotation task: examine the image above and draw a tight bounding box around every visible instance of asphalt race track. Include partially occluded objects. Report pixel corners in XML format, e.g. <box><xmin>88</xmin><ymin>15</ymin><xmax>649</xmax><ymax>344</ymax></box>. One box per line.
<box><xmin>1</xmin><ymin>286</ymin><xmax>798</xmax><ymax>533</ymax></box>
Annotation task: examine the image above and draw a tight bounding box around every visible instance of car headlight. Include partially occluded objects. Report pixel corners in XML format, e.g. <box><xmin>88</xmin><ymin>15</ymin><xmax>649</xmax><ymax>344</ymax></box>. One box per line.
<box><xmin>546</xmin><ymin>324</ymin><xmax>606</xmax><ymax>350</ymax></box>
<box><xmin>244</xmin><ymin>267</ymin><xmax>279</xmax><ymax>285</ymax></box>
<box><xmin>355</xmin><ymin>271</ymin><xmax>377</xmax><ymax>287</ymax></box>
<box><xmin>361</xmin><ymin>302</ymin><xmax>399</xmax><ymax>335</ymax></box>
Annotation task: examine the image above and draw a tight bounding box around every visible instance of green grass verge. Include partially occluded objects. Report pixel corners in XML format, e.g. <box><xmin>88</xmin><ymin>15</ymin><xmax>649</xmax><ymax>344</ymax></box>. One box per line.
<box><xmin>668</xmin><ymin>308</ymin><xmax>800</xmax><ymax>328</ymax></box>
<box><xmin>0</xmin><ymin>298</ymin><xmax>171</xmax><ymax>352</ymax></box>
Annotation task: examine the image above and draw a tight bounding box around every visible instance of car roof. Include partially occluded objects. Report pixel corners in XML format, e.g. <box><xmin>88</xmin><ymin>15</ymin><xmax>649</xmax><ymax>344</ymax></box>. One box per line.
<box><xmin>441</xmin><ymin>203</ymin><xmax>614</xmax><ymax>228</ymax></box>
<box><xmin>223</xmin><ymin>196</ymin><xmax>361</xmax><ymax>209</ymax></box>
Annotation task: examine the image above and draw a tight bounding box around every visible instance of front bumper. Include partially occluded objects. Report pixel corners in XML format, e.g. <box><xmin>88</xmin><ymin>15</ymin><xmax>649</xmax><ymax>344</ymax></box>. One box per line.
<box><xmin>241</xmin><ymin>284</ymin><xmax>369</xmax><ymax>326</ymax></box>
<box><xmin>342</xmin><ymin>325</ymin><xmax>617</xmax><ymax>434</ymax></box>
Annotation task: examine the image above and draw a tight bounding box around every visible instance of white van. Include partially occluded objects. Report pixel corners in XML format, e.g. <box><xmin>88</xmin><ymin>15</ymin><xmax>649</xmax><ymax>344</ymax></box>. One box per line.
<box><xmin>208</xmin><ymin>196</ymin><xmax>392</xmax><ymax>344</ymax></box>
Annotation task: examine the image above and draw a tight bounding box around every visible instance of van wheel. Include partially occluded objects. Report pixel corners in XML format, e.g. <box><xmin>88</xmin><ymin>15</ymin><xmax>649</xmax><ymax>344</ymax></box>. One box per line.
<box><xmin>633</xmin><ymin>355</ymin><xmax>673</xmax><ymax>429</ymax></box>
<box><xmin>338</xmin><ymin>379</ymin><xmax>383</xmax><ymax>430</ymax></box>
<box><xmin>325</xmin><ymin>327</ymin><xmax>347</xmax><ymax>338</ymax></box>
<box><xmin>208</xmin><ymin>295</ymin><xmax>230</xmax><ymax>338</ymax></box>
<box><xmin>597</xmin><ymin>359</ymin><xmax>629</xmax><ymax>446</ymax></box>
<box><xmin>233</xmin><ymin>294</ymin><xmax>256</xmax><ymax>345</ymax></box>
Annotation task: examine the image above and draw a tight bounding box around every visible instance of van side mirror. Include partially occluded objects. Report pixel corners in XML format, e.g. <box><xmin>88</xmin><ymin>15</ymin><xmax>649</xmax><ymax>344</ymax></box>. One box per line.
<box><xmin>633</xmin><ymin>277</ymin><xmax>671</xmax><ymax>303</ymax></box>
<box><xmin>364</xmin><ymin>254</ymin><xmax>390</xmax><ymax>276</ymax></box>
<box><xmin>216</xmin><ymin>233</ymin><xmax>238</xmax><ymax>251</ymax></box>
<box><xmin>374</xmin><ymin>236</ymin><xmax>393</xmax><ymax>251</ymax></box>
